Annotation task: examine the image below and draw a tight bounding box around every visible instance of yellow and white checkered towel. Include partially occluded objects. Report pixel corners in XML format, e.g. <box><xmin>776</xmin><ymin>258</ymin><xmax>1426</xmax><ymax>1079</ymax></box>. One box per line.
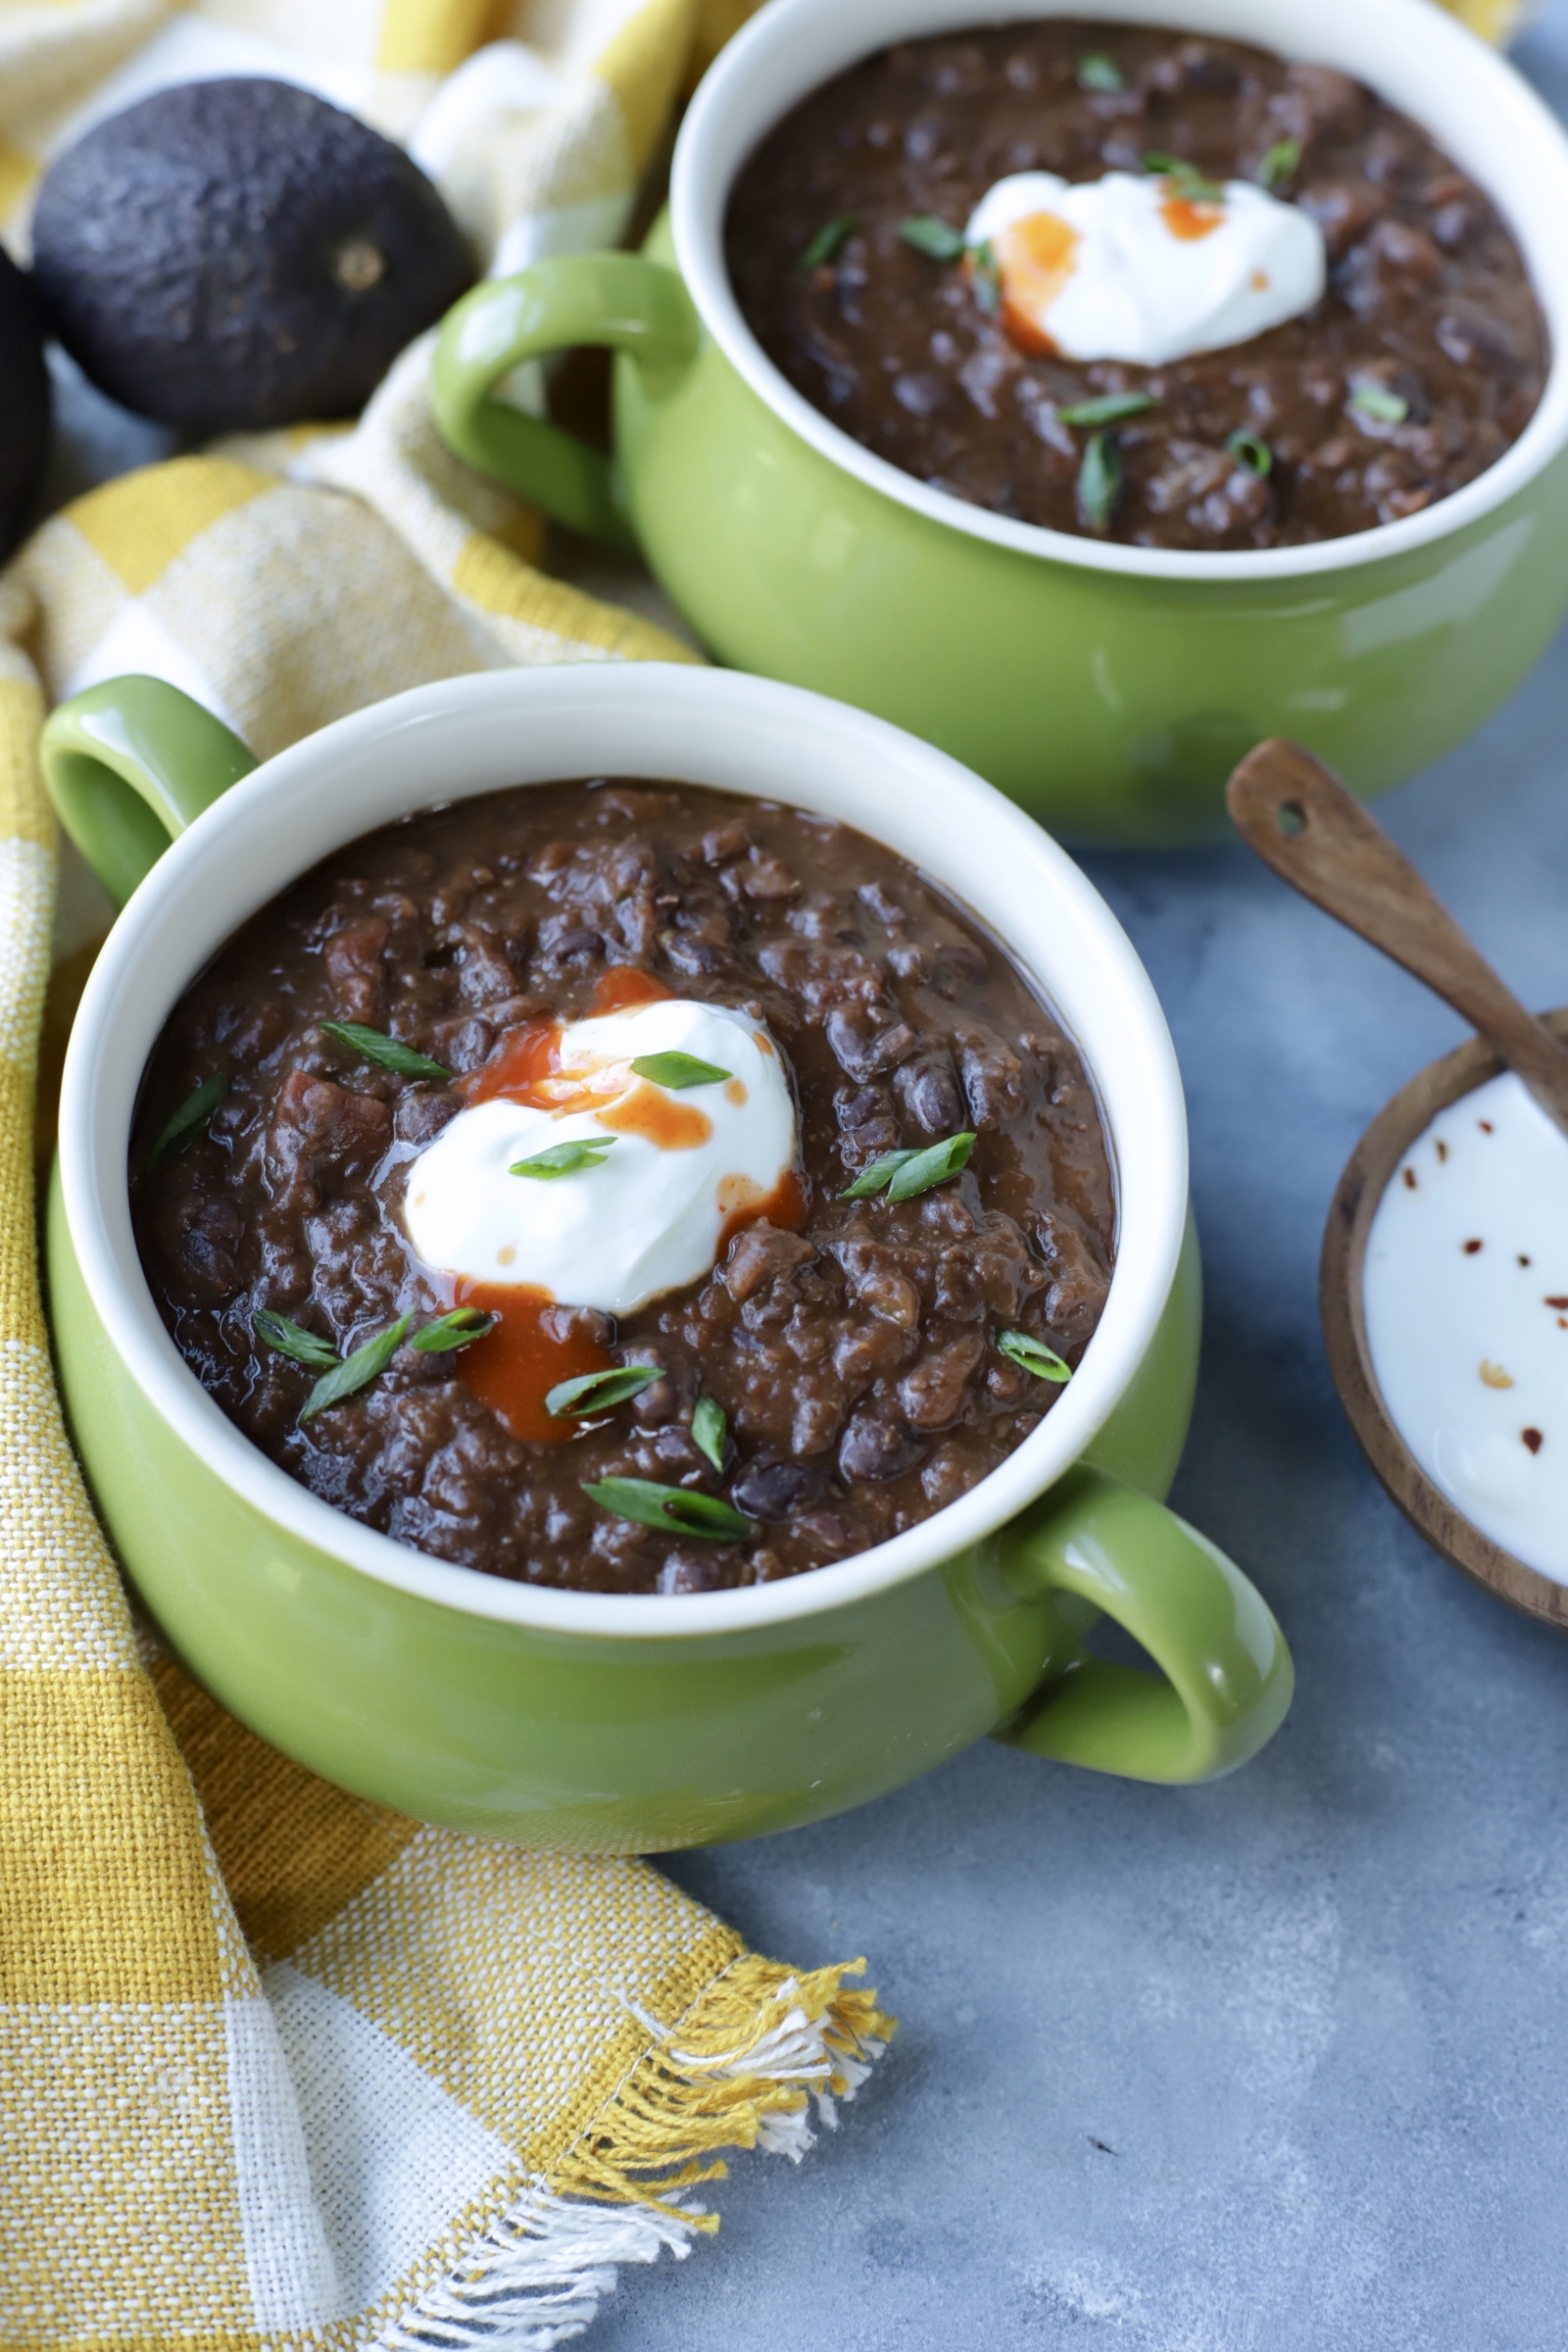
<box><xmin>0</xmin><ymin>3</ymin><xmax>892</xmax><ymax>2347</ymax></box>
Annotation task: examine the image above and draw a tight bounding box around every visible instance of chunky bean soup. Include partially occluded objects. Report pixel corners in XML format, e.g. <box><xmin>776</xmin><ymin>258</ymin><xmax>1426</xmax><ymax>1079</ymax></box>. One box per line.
<box><xmin>131</xmin><ymin>781</ymin><xmax>1116</xmax><ymax>1594</ymax></box>
<box><xmin>726</xmin><ymin>21</ymin><xmax>1547</xmax><ymax>549</ymax></box>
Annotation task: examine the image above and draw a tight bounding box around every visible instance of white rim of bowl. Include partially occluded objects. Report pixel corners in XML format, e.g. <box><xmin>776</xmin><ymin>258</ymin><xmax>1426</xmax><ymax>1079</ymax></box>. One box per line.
<box><xmin>59</xmin><ymin>665</ymin><xmax>1189</xmax><ymax>1641</ymax></box>
<box><xmin>673</xmin><ymin>0</ymin><xmax>1568</xmax><ymax>583</ymax></box>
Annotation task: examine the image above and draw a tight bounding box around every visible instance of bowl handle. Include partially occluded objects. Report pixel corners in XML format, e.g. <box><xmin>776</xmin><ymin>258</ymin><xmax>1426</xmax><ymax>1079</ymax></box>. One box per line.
<box><xmin>40</xmin><ymin>674</ymin><xmax>259</xmax><ymax>906</ymax></box>
<box><xmin>431</xmin><ymin>254</ymin><xmax>700</xmax><ymax>551</ymax></box>
<box><xmin>994</xmin><ymin>1465</ymin><xmax>1293</xmax><ymax>1784</ymax></box>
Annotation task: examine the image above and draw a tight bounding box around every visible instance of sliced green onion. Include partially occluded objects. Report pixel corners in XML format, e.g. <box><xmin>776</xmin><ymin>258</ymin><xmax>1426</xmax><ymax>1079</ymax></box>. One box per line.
<box><xmin>254</xmin><ymin>1308</ymin><xmax>338</xmax><ymax>1370</ymax></box>
<box><xmin>1077</xmin><ymin>52</ymin><xmax>1125</xmax><ymax>92</ymax></box>
<box><xmin>692</xmin><ymin>1394</ymin><xmax>727</xmax><ymax>1473</ymax></box>
<box><xmin>299</xmin><ymin>1314</ymin><xmax>411</xmax><ymax>1422</ymax></box>
<box><xmin>629</xmin><ymin>1052</ymin><xmax>731</xmax><ymax>1089</ymax></box>
<box><xmin>998</xmin><ymin>1328</ymin><xmax>1073</xmax><ymax>1385</ymax></box>
<box><xmin>412</xmin><ymin>1307</ymin><xmax>498</xmax><ymax>1353</ymax></box>
<box><xmin>1349</xmin><ymin>384</ymin><xmax>1409</xmax><ymax>424</ymax></box>
<box><xmin>799</xmin><ymin>215</ymin><xmax>857</xmax><ymax>270</ymax></box>
<box><xmin>1259</xmin><ymin>136</ymin><xmax>1300</xmax><ymax>191</ymax></box>
<box><xmin>1226</xmin><ymin>428</ymin><xmax>1273</xmax><ymax>476</ymax></box>
<box><xmin>842</xmin><ymin>1130</ymin><xmax>976</xmax><ymax>1202</ymax></box>
<box><xmin>148</xmin><ymin>1074</ymin><xmax>227</xmax><ymax>1170</ymax></box>
<box><xmin>839</xmin><ymin>1149</ymin><xmax>918</xmax><ymax>1200</ymax></box>
<box><xmin>1142</xmin><ymin>152</ymin><xmax>1225</xmax><ymax>203</ymax></box>
<box><xmin>969</xmin><ymin>238</ymin><xmax>1003</xmax><ymax>315</ymax></box>
<box><xmin>546</xmin><ymin>1365</ymin><xmax>662</xmax><ymax>1418</ymax></box>
<box><xmin>1077</xmin><ymin>430</ymin><xmax>1123</xmax><ymax>533</ymax></box>
<box><xmin>899</xmin><ymin>215</ymin><xmax>966</xmax><ymax>261</ymax></box>
<box><xmin>318</xmin><ymin>1021</ymin><xmax>449</xmax><ymax>1081</ymax></box>
<box><xmin>581</xmin><ymin>1477</ymin><xmax>753</xmax><ymax>1543</ymax></box>
<box><xmin>1058</xmin><ymin>391</ymin><xmax>1157</xmax><ymax>427</ymax></box>
<box><xmin>510</xmin><ymin>1137</ymin><xmax>616</xmax><ymax>1179</ymax></box>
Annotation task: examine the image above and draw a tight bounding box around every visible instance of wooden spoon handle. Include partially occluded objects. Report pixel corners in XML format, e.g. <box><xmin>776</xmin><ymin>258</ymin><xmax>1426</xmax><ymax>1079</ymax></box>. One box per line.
<box><xmin>1226</xmin><ymin>738</ymin><xmax>1568</xmax><ymax>1141</ymax></box>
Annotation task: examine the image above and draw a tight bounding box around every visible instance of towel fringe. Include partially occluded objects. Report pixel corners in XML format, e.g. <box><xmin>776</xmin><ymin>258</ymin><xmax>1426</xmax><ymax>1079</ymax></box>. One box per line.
<box><xmin>380</xmin><ymin>1954</ymin><xmax>893</xmax><ymax>2352</ymax></box>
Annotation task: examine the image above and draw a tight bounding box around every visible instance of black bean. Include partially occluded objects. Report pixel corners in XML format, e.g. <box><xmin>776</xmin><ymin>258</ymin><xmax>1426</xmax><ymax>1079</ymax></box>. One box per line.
<box><xmin>838</xmin><ymin>1415</ymin><xmax>926</xmax><ymax>1484</ymax></box>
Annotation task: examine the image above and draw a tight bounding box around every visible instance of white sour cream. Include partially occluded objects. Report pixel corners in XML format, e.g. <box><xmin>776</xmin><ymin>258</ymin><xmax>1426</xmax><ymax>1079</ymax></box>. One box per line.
<box><xmin>1363</xmin><ymin>1069</ymin><xmax>1568</xmax><ymax>1583</ymax></box>
<box><xmin>964</xmin><ymin>169</ymin><xmax>1325</xmax><ymax>367</ymax></box>
<box><xmin>403</xmin><ymin>998</ymin><xmax>798</xmax><ymax>1316</ymax></box>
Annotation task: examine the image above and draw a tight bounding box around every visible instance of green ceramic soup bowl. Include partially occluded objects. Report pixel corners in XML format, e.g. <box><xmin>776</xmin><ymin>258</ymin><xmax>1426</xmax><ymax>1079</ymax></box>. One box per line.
<box><xmin>43</xmin><ymin>663</ymin><xmax>1290</xmax><ymax>1849</ymax></box>
<box><xmin>431</xmin><ymin>0</ymin><xmax>1568</xmax><ymax>847</ymax></box>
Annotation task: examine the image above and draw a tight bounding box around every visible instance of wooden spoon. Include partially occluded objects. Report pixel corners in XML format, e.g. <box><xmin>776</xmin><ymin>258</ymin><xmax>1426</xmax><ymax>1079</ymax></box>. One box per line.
<box><xmin>1226</xmin><ymin>737</ymin><xmax>1568</xmax><ymax>1142</ymax></box>
<box><xmin>1226</xmin><ymin>736</ymin><xmax>1568</xmax><ymax>1630</ymax></box>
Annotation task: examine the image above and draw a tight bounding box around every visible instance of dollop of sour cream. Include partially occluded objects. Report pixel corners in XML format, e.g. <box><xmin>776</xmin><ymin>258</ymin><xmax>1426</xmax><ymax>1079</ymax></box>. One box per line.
<box><xmin>1364</xmin><ymin>1070</ymin><xmax>1568</xmax><ymax>1583</ymax></box>
<box><xmin>403</xmin><ymin>997</ymin><xmax>798</xmax><ymax>1316</ymax></box>
<box><xmin>964</xmin><ymin>170</ymin><xmax>1325</xmax><ymax>367</ymax></box>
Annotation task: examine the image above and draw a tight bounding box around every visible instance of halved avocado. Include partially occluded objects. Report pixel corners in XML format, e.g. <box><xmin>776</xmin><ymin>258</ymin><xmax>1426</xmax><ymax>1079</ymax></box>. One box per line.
<box><xmin>0</xmin><ymin>249</ymin><xmax>51</xmax><ymax>561</ymax></box>
<box><xmin>31</xmin><ymin>77</ymin><xmax>474</xmax><ymax>435</ymax></box>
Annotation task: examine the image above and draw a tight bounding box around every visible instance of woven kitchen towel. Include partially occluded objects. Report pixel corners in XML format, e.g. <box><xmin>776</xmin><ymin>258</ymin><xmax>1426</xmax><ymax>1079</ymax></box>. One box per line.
<box><xmin>0</xmin><ymin>3</ymin><xmax>895</xmax><ymax>2348</ymax></box>
<box><xmin>0</xmin><ymin>511</ymin><xmax>890</xmax><ymax>2352</ymax></box>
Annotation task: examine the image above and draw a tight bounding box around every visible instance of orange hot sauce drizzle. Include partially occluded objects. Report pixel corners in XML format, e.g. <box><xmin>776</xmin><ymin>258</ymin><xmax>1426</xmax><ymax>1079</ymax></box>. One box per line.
<box><xmin>600</xmin><ymin>1081</ymin><xmax>712</xmax><ymax>1151</ymax></box>
<box><xmin>592</xmin><ymin>966</ymin><xmax>673</xmax><ymax>1013</ymax></box>
<box><xmin>451</xmin><ymin>1280</ymin><xmax>611</xmax><ymax>1446</ymax></box>
<box><xmin>1160</xmin><ymin>195</ymin><xmax>1225</xmax><ymax>241</ymax></box>
<box><xmin>718</xmin><ymin>1165</ymin><xmax>808</xmax><ymax>1251</ymax></box>
<box><xmin>991</xmin><ymin>212</ymin><xmax>1080</xmax><ymax>357</ymax></box>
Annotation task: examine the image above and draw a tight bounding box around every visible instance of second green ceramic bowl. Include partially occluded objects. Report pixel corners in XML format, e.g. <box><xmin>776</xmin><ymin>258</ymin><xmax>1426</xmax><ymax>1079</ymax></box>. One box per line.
<box><xmin>432</xmin><ymin>0</ymin><xmax>1568</xmax><ymax>845</ymax></box>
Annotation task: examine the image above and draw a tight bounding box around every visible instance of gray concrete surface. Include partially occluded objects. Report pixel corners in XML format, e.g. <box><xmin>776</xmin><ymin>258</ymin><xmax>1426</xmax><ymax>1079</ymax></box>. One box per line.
<box><xmin>34</xmin><ymin>16</ymin><xmax>1568</xmax><ymax>2341</ymax></box>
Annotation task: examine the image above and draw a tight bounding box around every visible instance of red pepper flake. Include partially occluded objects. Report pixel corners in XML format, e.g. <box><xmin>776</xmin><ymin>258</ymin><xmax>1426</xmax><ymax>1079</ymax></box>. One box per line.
<box><xmin>1462</xmin><ymin>1238</ymin><xmax>1483</xmax><ymax>1253</ymax></box>
<box><xmin>1436</xmin><ymin>1139</ymin><xmax>1449</xmax><ymax>1161</ymax></box>
<box><xmin>1520</xmin><ymin>1254</ymin><xmax>1533</xmax><ymax>1266</ymax></box>
<box><xmin>1402</xmin><ymin>1167</ymin><xmax>1418</xmax><ymax>1190</ymax></box>
<box><xmin>1479</xmin><ymin>1119</ymin><xmax>1494</xmax><ymax>1133</ymax></box>
<box><xmin>1546</xmin><ymin>1297</ymin><xmax>1568</xmax><ymax>1309</ymax></box>
<box><xmin>1523</xmin><ymin>1428</ymin><xmax>1544</xmax><ymax>1453</ymax></box>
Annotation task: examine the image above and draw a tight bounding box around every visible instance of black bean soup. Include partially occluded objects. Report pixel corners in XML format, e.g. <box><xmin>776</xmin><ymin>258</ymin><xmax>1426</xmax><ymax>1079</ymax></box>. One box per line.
<box><xmin>132</xmin><ymin>781</ymin><xmax>1116</xmax><ymax>1594</ymax></box>
<box><xmin>725</xmin><ymin>22</ymin><xmax>1547</xmax><ymax>548</ymax></box>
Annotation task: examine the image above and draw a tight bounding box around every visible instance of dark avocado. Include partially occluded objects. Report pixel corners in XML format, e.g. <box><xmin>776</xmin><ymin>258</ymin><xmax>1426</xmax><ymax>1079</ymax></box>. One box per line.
<box><xmin>0</xmin><ymin>249</ymin><xmax>50</xmax><ymax>561</ymax></box>
<box><xmin>31</xmin><ymin>77</ymin><xmax>473</xmax><ymax>435</ymax></box>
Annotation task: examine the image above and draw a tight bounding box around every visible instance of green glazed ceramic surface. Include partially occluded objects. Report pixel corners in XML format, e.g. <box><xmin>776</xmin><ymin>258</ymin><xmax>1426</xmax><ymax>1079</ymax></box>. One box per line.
<box><xmin>432</xmin><ymin>224</ymin><xmax>1568</xmax><ymax>847</ymax></box>
<box><xmin>40</xmin><ymin>665</ymin><xmax>1293</xmax><ymax>1847</ymax></box>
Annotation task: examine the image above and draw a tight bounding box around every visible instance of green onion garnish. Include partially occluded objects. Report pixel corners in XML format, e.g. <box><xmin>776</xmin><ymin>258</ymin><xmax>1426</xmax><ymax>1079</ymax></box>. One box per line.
<box><xmin>998</xmin><ymin>1329</ymin><xmax>1073</xmax><ymax>1385</ymax></box>
<box><xmin>254</xmin><ymin>1308</ymin><xmax>338</xmax><ymax>1370</ymax></box>
<box><xmin>1077</xmin><ymin>52</ymin><xmax>1125</xmax><ymax>92</ymax></box>
<box><xmin>692</xmin><ymin>1394</ymin><xmax>727</xmax><ymax>1473</ymax></box>
<box><xmin>318</xmin><ymin>1021</ymin><xmax>449</xmax><ymax>1081</ymax></box>
<box><xmin>899</xmin><ymin>215</ymin><xmax>966</xmax><ymax>262</ymax></box>
<box><xmin>1226</xmin><ymin>428</ymin><xmax>1273</xmax><ymax>476</ymax></box>
<box><xmin>1259</xmin><ymin>137</ymin><xmax>1300</xmax><ymax>191</ymax></box>
<box><xmin>299</xmin><ymin>1314</ymin><xmax>411</xmax><ymax>1423</ymax></box>
<box><xmin>629</xmin><ymin>1052</ymin><xmax>731</xmax><ymax>1089</ymax></box>
<box><xmin>546</xmin><ymin>1365</ymin><xmax>662</xmax><ymax>1419</ymax></box>
<box><xmin>1077</xmin><ymin>430</ymin><xmax>1123</xmax><ymax>533</ymax></box>
<box><xmin>800</xmin><ymin>216</ymin><xmax>858</xmax><ymax>270</ymax></box>
<box><xmin>581</xmin><ymin>1477</ymin><xmax>753</xmax><ymax>1542</ymax></box>
<box><xmin>148</xmin><ymin>1074</ymin><xmax>227</xmax><ymax>1170</ymax></box>
<box><xmin>510</xmin><ymin>1137</ymin><xmax>616</xmax><ymax>1179</ymax></box>
<box><xmin>1350</xmin><ymin>385</ymin><xmax>1409</xmax><ymax>424</ymax></box>
<box><xmin>841</xmin><ymin>1130</ymin><xmax>975</xmax><ymax>1202</ymax></box>
<box><xmin>1142</xmin><ymin>152</ymin><xmax>1225</xmax><ymax>203</ymax></box>
<box><xmin>969</xmin><ymin>238</ymin><xmax>1003</xmax><ymax>315</ymax></box>
<box><xmin>1058</xmin><ymin>392</ymin><xmax>1157</xmax><ymax>427</ymax></box>
<box><xmin>412</xmin><ymin>1307</ymin><xmax>498</xmax><ymax>1353</ymax></box>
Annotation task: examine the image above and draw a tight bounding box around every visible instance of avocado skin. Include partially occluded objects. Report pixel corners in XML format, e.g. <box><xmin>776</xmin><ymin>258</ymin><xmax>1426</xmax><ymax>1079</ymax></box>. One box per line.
<box><xmin>0</xmin><ymin>249</ymin><xmax>51</xmax><ymax>561</ymax></box>
<box><xmin>32</xmin><ymin>77</ymin><xmax>474</xmax><ymax>434</ymax></box>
